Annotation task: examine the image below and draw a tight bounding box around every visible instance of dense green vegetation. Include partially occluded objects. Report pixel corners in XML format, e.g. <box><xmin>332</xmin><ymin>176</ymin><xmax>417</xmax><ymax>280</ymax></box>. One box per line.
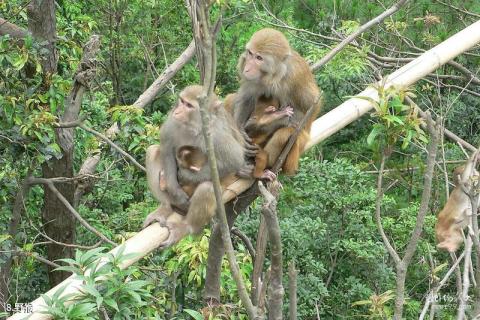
<box><xmin>1</xmin><ymin>0</ymin><xmax>480</xmax><ymax>319</ymax></box>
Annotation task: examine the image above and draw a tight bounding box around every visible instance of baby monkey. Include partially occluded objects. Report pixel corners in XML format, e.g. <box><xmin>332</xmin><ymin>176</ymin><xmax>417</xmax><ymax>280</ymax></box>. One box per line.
<box><xmin>159</xmin><ymin>146</ymin><xmax>207</xmax><ymax>196</ymax></box>
<box><xmin>245</xmin><ymin>95</ymin><xmax>294</xmax><ymax>181</ymax></box>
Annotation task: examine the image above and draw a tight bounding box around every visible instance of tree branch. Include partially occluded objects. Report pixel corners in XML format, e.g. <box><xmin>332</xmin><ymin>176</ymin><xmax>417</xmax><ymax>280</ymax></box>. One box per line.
<box><xmin>402</xmin><ymin>114</ymin><xmax>439</xmax><ymax>264</ymax></box>
<box><xmin>187</xmin><ymin>1</ymin><xmax>257</xmax><ymax>318</ymax></box>
<box><xmin>375</xmin><ymin>151</ymin><xmax>402</xmax><ymax>264</ymax></box>
<box><xmin>0</xmin><ymin>18</ymin><xmax>29</xmax><ymax>39</ymax></box>
<box><xmin>27</xmin><ymin>177</ymin><xmax>116</xmax><ymax>246</ymax></box>
<box><xmin>393</xmin><ymin>112</ymin><xmax>440</xmax><ymax>320</ymax></box>
<box><xmin>288</xmin><ymin>261</ymin><xmax>298</xmax><ymax>320</ymax></box>
<box><xmin>419</xmin><ymin>251</ymin><xmax>465</xmax><ymax>320</ymax></box>
<box><xmin>231</xmin><ymin>227</ymin><xmax>256</xmax><ymax>260</ymax></box>
<box><xmin>258</xmin><ymin>181</ymin><xmax>284</xmax><ymax>319</ymax></box>
<box><xmin>79</xmin><ymin>124</ymin><xmax>146</xmax><ymax>172</ymax></box>
<box><xmin>311</xmin><ymin>0</ymin><xmax>409</xmax><ymax>71</ymax></box>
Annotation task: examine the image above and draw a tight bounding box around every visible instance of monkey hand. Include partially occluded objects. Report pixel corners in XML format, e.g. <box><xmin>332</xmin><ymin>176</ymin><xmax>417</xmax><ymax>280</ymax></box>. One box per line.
<box><xmin>282</xmin><ymin>106</ymin><xmax>294</xmax><ymax>117</ymax></box>
<box><xmin>142</xmin><ymin>209</ymin><xmax>169</xmax><ymax>229</ymax></box>
<box><xmin>245</xmin><ymin>144</ymin><xmax>259</xmax><ymax>158</ymax></box>
<box><xmin>260</xmin><ymin>169</ymin><xmax>277</xmax><ymax>181</ymax></box>
<box><xmin>236</xmin><ymin>164</ymin><xmax>255</xmax><ymax>178</ymax></box>
<box><xmin>240</xmin><ymin>129</ymin><xmax>253</xmax><ymax>144</ymax></box>
<box><xmin>239</xmin><ymin>129</ymin><xmax>259</xmax><ymax>157</ymax></box>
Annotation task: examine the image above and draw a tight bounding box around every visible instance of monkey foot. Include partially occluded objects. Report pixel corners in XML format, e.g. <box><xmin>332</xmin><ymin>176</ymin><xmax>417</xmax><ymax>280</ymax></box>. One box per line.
<box><xmin>158</xmin><ymin>222</ymin><xmax>186</xmax><ymax>249</ymax></box>
<box><xmin>264</xmin><ymin>105</ymin><xmax>277</xmax><ymax>113</ymax></box>
<box><xmin>142</xmin><ymin>212</ymin><xmax>168</xmax><ymax>229</ymax></box>
<box><xmin>261</xmin><ymin>169</ymin><xmax>276</xmax><ymax>181</ymax></box>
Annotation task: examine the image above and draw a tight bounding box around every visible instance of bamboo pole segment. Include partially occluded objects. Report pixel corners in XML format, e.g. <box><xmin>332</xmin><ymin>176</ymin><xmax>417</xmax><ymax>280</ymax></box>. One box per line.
<box><xmin>8</xmin><ymin>19</ymin><xmax>480</xmax><ymax>320</ymax></box>
<box><xmin>8</xmin><ymin>224</ymin><xmax>169</xmax><ymax>320</ymax></box>
<box><xmin>307</xmin><ymin>20</ymin><xmax>480</xmax><ymax>149</ymax></box>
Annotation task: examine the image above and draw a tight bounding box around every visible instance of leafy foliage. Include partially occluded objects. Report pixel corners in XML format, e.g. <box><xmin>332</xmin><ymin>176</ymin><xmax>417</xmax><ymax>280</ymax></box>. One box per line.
<box><xmin>41</xmin><ymin>247</ymin><xmax>153</xmax><ymax>319</ymax></box>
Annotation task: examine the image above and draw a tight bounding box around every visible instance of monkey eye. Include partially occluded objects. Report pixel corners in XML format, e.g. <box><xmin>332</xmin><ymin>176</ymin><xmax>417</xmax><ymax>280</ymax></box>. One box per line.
<box><xmin>247</xmin><ymin>49</ymin><xmax>253</xmax><ymax>56</ymax></box>
<box><xmin>186</xmin><ymin>102</ymin><xmax>194</xmax><ymax>109</ymax></box>
<box><xmin>255</xmin><ymin>54</ymin><xmax>263</xmax><ymax>61</ymax></box>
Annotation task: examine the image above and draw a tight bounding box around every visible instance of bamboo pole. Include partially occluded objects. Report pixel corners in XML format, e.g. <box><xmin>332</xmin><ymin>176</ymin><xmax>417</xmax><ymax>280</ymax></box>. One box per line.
<box><xmin>8</xmin><ymin>19</ymin><xmax>480</xmax><ymax>320</ymax></box>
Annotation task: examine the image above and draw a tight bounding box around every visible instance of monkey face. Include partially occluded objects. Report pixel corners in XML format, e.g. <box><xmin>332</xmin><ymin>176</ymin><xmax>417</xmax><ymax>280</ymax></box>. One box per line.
<box><xmin>242</xmin><ymin>47</ymin><xmax>264</xmax><ymax>81</ymax></box>
<box><xmin>173</xmin><ymin>95</ymin><xmax>197</xmax><ymax>123</ymax></box>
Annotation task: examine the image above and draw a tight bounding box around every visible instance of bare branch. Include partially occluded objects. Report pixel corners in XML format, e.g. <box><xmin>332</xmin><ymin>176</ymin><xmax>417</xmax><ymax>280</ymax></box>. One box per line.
<box><xmin>393</xmin><ymin>112</ymin><xmax>440</xmax><ymax>320</ymax></box>
<box><xmin>27</xmin><ymin>177</ymin><xmax>116</xmax><ymax>246</ymax></box>
<box><xmin>79</xmin><ymin>124</ymin><xmax>146</xmax><ymax>172</ymax></box>
<box><xmin>257</xmin><ymin>268</ymin><xmax>271</xmax><ymax>317</ymax></box>
<box><xmin>375</xmin><ymin>152</ymin><xmax>402</xmax><ymax>264</ymax></box>
<box><xmin>38</xmin><ymin>231</ymin><xmax>103</xmax><ymax>250</ymax></box>
<box><xmin>311</xmin><ymin>0</ymin><xmax>409</xmax><ymax>71</ymax></box>
<box><xmin>0</xmin><ymin>18</ymin><xmax>29</xmax><ymax>39</ymax></box>
<box><xmin>134</xmin><ymin>40</ymin><xmax>195</xmax><ymax>108</ymax></box>
<box><xmin>231</xmin><ymin>227</ymin><xmax>256</xmax><ymax>260</ymax></box>
<box><xmin>258</xmin><ymin>181</ymin><xmax>284</xmax><ymax>319</ymax></box>
<box><xmin>288</xmin><ymin>261</ymin><xmax>298</xmax><ymax>320</ymax></box>
<box><xmin>15</xmin><ymin>248</ymin><xmax>61</xmax><ymax>269</ymax></box>
<box><xmin>447</xmin><ymin>60</ymin><xmax>480</xmax><ymax>86</ymax></box>
<box><xmin>251</xmin><ymin>216</ymin><xmax>268</xmax><ymax>305</ymax></box>
<box><xmin>402</xmin><ymin>114</ymin><xmax>440</xmax><ymax>264</ymax></box>
<box><xmin>433</xmin><ymin>0</ymin><xmax>480</xmax><ymax>18</ymax></box>
<box><xmin>457</xmin><ymin>236</ymin><xmax>473</xmax><ymax>319</ymax></box>
<box><xmin>419</xmin><ymin>251</ymin><xmax>466</xmax><ymax>320</ymax></box>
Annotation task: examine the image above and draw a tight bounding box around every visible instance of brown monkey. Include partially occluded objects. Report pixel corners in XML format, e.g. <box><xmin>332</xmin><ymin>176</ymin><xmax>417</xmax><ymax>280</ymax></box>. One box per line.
<box><xmin>244</xmin><ymin>95</ymin><xmax>293</xmax><ymax>180</ymax></box>
<box><xmin>159</xmin><ymin>146</ymin><xmax>207</xmax><ymax>194</ymax></box>
<box><xmin>176</xmin><ymin>146</ymin><xmax>207</xmax><ymax>196</ymax></box>
<box><xmin>232</xmin><ymin>28</ymin><xmax>322</xmax><ymax>175</ymax></box>
<box><xmin>177</xmin><ymin>146</ymin><xmax>207</xmax><ymax>172</ymax></box>
<box><xmin>144</xmin><ymin>85</ymin><xmax>248</xmax><ymax>247</ymax></box>
<box><xmin>435</xmin><ymin>153</ymin><xmax>480</xmax><ymax>252</ymax></box>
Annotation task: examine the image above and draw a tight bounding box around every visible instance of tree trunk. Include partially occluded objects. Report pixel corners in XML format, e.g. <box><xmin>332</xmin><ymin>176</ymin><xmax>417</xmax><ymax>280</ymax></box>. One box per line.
<box><xmin>27</xmin><ymin>0</ymin><xmax>76</xmax><ymax>286</ymax></box>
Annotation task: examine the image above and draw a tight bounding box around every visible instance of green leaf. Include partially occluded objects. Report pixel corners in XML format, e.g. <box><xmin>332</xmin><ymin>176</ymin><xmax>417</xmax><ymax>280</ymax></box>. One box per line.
<box><xmin>12</xmin><ymin>53</ymin><xmax>28</xmax><ymax>70</ymax></box>
<box><xmin>67</xmin><ymin>302</ymin><xmax>96</xmax><ymax>318</ymax></box>
<box><xmin>49</xmin><ymin>97</ymin><xmax>57</xmax><ymax>113</ymax></box>
<box><xmin>104</xmin><ymin>298</ymin><xmax>119</xmax><ymax>311</ymax></box>
<box><xmin>352</xmin><ymin>300</ymin><xmax>372</xmax><ymax>306</ymax></box>
<box><xmin>367</xmin><ymin>125</ymin><xmax>383</xmax><ymax>146</ymax></box>
<box><xmin>184</xmin><ymin>309</ymin><xmax>204</xmax><ymax>320</ymax></box>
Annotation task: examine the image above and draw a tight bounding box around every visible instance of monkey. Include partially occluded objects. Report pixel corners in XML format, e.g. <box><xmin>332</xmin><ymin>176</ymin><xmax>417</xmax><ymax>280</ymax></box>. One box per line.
<box><xmin>224</xmin><ymin>93</ymin><xmax>236</xmax><ymax>116</ymax></box>
<box><xmin>159</xmin><ymin>146</ymin><xmax>207</xmax><ymax>195</ymax></box>
<box><xmin>143</xmin><ymin>85</ymin><xmax>249</xmax><ymax>247</ymax></box>
<box><xmin>231</xmin><ymin>28</ymin><xmax>323</xmax><ymax>176</ymax></box>
<box><xmin>435</xmin><ymin>152</ymin><xmax>480</xmax><ymax>252</ymax></box>
<box><xmin>243</xmin><ymin>95</ymin><xmax>294</xmax><ymax>180</ymax></box>
<box><xmin>177</xmin><ymin>145</ymin><xmax>207</xmax><ymax>172</ymax></box>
